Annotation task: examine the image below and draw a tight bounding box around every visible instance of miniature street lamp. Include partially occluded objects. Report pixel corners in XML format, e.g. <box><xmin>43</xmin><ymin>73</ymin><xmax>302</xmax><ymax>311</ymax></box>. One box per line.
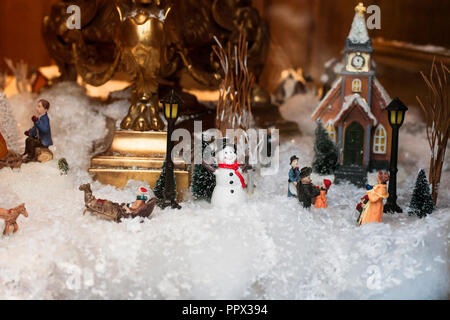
<box><xmin>159</xmin><ymin>90</ymin><xmax>183</xmax><ymax>209</ymax></box>
<box><xmin>384</xmin><ymin>97</ymin><xmax>408</xmax><ymax>213</ymax></box>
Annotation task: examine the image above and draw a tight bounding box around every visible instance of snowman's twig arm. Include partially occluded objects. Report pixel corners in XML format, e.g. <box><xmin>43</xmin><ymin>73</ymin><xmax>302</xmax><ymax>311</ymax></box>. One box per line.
<box><xmin>240</xmin><ymin>164</ymin><xmax>253</xmax><ymax>172</ymax></box>
<box><xmin>202</xmin><ymin>160</ymin><xmax>216</xmax><ymax>173</ymax></box>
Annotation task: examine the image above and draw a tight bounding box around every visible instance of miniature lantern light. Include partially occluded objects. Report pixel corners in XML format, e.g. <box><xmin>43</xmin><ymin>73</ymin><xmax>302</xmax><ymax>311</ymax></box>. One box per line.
<box><xmin>386</xmin><ymin>97</ymin><xmax>408</xmax><ymax>128</ymax></box>
<box><xmin>384</xmin><ymin>97</ymin><xmax>408</xmax><ymax>214</ymax></box>
<box><xmin>158</xmin><ymin>90</ymin><xmax>183</xmax><ymax>209</ymax></box>
<box><xmin>160</xmin><ymin>90</ymin><xmax>181</xmax><ymax>121</ymax></box>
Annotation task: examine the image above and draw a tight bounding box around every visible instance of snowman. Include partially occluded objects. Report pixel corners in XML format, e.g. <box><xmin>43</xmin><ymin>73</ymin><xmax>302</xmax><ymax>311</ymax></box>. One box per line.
<box><xmin>204</xmin><ymin>139</ymin><xmax>247</xmax><ymax>207</ymax></box>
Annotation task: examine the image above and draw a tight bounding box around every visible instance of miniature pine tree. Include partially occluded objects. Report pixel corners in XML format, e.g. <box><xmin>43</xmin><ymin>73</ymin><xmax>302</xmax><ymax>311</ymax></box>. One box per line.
<box><xmin>192</xmin><ymin>138</ymin><xmax>216</xmax><ymax>201</ymax></box>
<box><xmin>153</xmin><ymin>162</ymin><xmax>177</xmax><ymax>201</ymax></box>
<box><xmin>312</xmin><ymin>120</ymin><xmax>338</xmax><ymax>175</ymax></box>
<box><xmin>58</xmin><ymin>158</ymin><xmax>70</xmax><ymax>175</ymax></box>
<box><xmin>408</xmin><ymin>169</ymin><xmax>435</xmax><ymax>218</ymax></box>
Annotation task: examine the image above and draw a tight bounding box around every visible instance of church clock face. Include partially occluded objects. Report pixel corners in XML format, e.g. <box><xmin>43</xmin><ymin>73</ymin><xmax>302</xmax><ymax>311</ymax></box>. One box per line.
<box><xmin>351</xmin><ymin>54</ymin><xmax>365</xmax><ymax>69</ymax></box>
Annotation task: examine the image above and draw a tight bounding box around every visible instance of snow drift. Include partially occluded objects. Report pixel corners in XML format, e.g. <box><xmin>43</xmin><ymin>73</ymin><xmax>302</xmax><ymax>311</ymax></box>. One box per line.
<box><xmin>0</xmin><ymin>84</ymin><xmax>448</xmax><ymax>299</ymax></box>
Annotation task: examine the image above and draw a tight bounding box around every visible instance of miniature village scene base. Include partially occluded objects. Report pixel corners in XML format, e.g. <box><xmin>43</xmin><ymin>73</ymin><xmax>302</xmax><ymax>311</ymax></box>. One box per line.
<box><xmin>0</xmin><ymin>82</ymin><xmax>448</xmax><ymax>299</ymax></box>
<box><xmin>0</xmin><ymin>1</ymin><xmax>449</xmax><ymax>300</ymax></box>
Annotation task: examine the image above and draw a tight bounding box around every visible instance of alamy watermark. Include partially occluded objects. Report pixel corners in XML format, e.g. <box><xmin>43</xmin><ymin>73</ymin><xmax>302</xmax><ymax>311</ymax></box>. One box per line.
<box><xmin>65</xmin><ymin>4</ymin><xmax>381</xmax><ymax>31</ymax></box>
<box><xmin>169</xmin><ymin>121</ymin><xmax>280</xmax><ymax>176</ymax></box>
<box><xmin>366</xmin><ymin>265</ymin><xmax>382</xmax><ymax>290</ymax></box>
<box><xmin>66</xmin><ymin>5</ymin><xmax>81</xmax><ymax>30</ymax></box>
<box><xmin>366</xmin><ymin>5</ymin><xmax>381</xmax><ymax>30</ymax></box>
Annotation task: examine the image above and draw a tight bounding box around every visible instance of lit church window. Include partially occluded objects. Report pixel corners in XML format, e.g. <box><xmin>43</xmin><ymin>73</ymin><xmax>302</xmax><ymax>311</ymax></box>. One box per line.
<box><xmin>352</xmin><ymin>79</ymin><xmax>362</xmax><ymax>92</ymax></box>
<box><xmin>325</xmin><ymin>121</ymin><xmax>336</xmax><ymax>144</ymax></box>
<box><xmin>373</xmin><ymin>124</ymin><xmax>387</xmax><ymax>154</ymax></box>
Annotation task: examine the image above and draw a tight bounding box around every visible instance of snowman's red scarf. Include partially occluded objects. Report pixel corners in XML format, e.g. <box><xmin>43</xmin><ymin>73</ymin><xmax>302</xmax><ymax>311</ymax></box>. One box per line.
<box><xmin>218</xmin><ymin>162</ymin><xmax>246</xmax><ymax>188</ymax></box>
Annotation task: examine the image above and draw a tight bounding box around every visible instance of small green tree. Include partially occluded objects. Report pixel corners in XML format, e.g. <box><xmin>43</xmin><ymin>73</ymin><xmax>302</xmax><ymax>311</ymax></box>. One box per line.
<box><xmin>408</xmin><ymin>169</ymin><xmax>435</xmax><ymax>218</ymax></box>
<box><xmin>312</xmin><ymin>120</ymin><xmax>338</xmax><ymax>175</ymax></box>
<box><xmin>192</xmin><ymin>137</ymin><xmax>216</xmax><ymax>201</ymax></box>
<box><xmin>153</xmin><ymin>162</ymin><xmax>176</xmax><ymax>201</ymax></box>
<box><xmin>58</xmin><ymin>158</ymin><xmax>69</xmax><ymax>175</ymax></box>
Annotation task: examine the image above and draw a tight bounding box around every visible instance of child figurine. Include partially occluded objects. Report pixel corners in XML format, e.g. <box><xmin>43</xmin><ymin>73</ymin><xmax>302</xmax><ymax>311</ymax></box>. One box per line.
<box><xmin>357</xmin><ymin>171</ymin><xmax>390</xmax><ymax>226</ymax></box>
<box><xmin>297</xmin><ymin>167</ymin><xmax>321</xmax><ymax>209</ymax></box>
<box><xmin>22</xmin><ymin>99</ymin><xmax>53</xmax><ymax>162</ymax></box>
<box><xmin>288</xmin><ymin>155</ymin><xmax>301</xmax><ymax>197</ymax></box>
<box><xmin>315</xmin><ymin>179</ymin><xmax>332</xmax><ymax>209</ymax></box>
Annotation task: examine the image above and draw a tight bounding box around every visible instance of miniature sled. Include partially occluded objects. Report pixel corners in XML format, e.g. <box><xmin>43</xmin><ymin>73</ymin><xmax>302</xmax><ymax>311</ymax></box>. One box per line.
<box><xmin>0</xmin><ymin>151</ymin><xmax>23</xmax><ymax>169</ymax></box>
<box><xmin>79</xmin><ymin>183</ymin><xmax>156</xmax><ymax>223</ymax></box>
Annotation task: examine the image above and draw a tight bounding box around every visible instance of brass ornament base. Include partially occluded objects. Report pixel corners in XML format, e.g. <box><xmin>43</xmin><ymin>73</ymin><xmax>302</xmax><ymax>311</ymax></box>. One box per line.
<box><xmin>88</xmin><ymin>130</ymin><xmax>189</xmax><ymax>201</ymax></box>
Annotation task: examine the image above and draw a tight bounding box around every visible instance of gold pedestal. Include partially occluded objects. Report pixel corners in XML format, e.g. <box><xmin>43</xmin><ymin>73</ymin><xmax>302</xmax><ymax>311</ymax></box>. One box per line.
<box><xmin>88</xmin><ymin>131</ymin><xmax>190</xmax><ymax>201</ymax></box>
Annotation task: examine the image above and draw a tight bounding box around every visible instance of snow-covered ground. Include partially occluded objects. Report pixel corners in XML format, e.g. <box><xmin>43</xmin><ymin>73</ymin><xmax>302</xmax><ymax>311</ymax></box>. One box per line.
<box><xmin>0</xmin><ymin>83</ymin><xmax>448</xmax><ymax>299</ymax></box>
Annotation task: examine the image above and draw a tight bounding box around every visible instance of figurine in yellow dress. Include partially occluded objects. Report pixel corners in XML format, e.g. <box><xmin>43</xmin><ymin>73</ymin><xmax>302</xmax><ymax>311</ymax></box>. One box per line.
<box><xmin>358</xmin><ymin>171</ymin><xmax>390</xmax><ymax>226</ymax></box>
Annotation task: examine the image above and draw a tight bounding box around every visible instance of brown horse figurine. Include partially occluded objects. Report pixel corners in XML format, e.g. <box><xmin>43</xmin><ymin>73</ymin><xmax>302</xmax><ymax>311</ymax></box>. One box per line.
<box><xmin>0</xmin><ymin>203</ymin><xmax>28</xmax><ymax>235</ymax></box>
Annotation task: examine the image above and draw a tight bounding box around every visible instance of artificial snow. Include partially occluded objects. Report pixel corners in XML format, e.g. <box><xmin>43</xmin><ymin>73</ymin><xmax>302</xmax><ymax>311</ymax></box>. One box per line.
<box><xmin>0</xmin><ymin>83</ymin><xmax>449</xmax><ymax>299</ymax></box>
<box><xmin>373</xmin><ymin>38</ymin><xmax>450</xmax><ymax>55</ymax></box>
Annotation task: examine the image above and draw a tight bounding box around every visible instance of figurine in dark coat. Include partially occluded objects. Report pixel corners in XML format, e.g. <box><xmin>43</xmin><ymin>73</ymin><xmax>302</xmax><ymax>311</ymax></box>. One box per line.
<box><xmin>23</xmin><ymin>99</ymin><xmax>53</xmax><ymax>162</ymax></box>
<box><xmin>297</xmin><ymin>167</ymin><xmax>320</xmax><ymax>209</ymax></box>
<box><xmin>288</xmin><ymin>155</ymin><xmax>301</xmax><ymax>197</ymax></box>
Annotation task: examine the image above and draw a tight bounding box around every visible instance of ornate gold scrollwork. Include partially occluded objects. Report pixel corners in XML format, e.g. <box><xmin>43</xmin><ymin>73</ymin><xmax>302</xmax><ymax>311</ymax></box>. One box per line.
<box><xmin>43</xmin><ymin>0</ymin><xmax>269</xmax><ymax>131</ymax></box>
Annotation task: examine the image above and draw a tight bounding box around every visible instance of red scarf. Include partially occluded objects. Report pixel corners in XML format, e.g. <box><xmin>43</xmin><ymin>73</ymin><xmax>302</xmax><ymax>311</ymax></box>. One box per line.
<box><xmin>218</xmin><ymin>162</ymin><xmax>246</xmax><ymax>188</ymax></box>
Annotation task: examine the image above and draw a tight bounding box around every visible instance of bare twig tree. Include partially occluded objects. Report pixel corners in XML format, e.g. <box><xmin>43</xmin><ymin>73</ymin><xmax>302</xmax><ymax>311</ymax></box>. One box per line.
<box><xmin>416</xmin><ymin>58</ymin><xmax>450</xmax><ymax>206</ymax></box>
<box><xmin>213</xmin><ymin>31</ymin><xmax>255</xmax><ymax>136</ymax></box>
<box><xmin>4</xmin><ymin>58</ymin><xmax>34</xmax><ymax>93</ymax></box>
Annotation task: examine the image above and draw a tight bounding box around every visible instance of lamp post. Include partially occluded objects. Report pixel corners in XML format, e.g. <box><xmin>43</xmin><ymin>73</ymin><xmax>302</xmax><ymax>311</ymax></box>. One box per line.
<box><xmin>159</xmin><ymin>90</ymin><xmax>182</xmax><ymax>209</ymax></box>
<box><xmin>384</xmin><ymin>97</ymin><xmax>408</xmax><ymax>213</ymax></box>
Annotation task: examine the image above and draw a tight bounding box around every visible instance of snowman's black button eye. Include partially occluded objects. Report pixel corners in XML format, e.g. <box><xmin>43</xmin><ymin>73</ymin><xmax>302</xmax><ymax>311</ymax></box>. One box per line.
<box><xmin>230</xmin><ymin>181</ymin><xmax>233</xmax><ymax>184</ymax></box>
<box><xmin>230</xmin><ymin>190</ymin><xmax>234</xmax><ymax>194</ymax></box>
<box><xmin>229</xmin><ymin>172</ymin><xmax>233</xmax><ymax>176</ymax></box>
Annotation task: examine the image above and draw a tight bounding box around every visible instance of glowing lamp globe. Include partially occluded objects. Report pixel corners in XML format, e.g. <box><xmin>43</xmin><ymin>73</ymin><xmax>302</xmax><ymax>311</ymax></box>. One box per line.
<box><xmin>386</xmin><ymin>97</ymin><xmax>408</xmax><ymax>128</ymax></box>
<box><xmin>159</xmin><ymin>90</ymin><xmax>183</xmax><ymax>121</ymax></box>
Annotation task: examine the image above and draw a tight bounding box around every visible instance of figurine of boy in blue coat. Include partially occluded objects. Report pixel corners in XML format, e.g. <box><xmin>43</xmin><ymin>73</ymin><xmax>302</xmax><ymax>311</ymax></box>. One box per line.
<box><xmin>288</xmin><ymin>155</ymin><xmax>301</xmax><ymax>197</ymax></box>
<box><xmin>23</xmin><ymin>99</ymin><xmax>53</xmax><ymax>162</ymax></box>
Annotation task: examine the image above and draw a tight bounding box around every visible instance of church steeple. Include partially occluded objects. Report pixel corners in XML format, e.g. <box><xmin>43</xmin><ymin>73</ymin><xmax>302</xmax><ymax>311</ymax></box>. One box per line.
<box><xmin>345</xmin><ymin>2</ymin><xmax>373</xmax><ymax>54</ymax></box>
<box><xmin>343</xmin><ymin>3</ymin><xmax>373</xmax><ymax>73</ymax></box>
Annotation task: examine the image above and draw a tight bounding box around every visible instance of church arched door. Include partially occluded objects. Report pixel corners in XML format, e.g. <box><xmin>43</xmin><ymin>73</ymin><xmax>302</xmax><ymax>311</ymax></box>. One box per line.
<box><xmin>344</xmin><ymin>121</ymin><xmax>364</xmax><ymax>166</ymax></box>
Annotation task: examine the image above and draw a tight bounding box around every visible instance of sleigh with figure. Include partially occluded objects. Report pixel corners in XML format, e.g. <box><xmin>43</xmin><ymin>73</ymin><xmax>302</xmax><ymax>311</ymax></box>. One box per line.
<box><xmin>79</xmin><ymin>184</ymin><xmax>157</xmax><ymax>222</ymax></box>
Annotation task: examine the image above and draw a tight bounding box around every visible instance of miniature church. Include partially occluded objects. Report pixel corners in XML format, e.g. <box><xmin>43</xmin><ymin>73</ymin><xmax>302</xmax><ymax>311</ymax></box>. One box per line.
<box><xmin>312</xmin><ymin>3</ymin><xmax>392</xmax><ymax>182</ymax></box>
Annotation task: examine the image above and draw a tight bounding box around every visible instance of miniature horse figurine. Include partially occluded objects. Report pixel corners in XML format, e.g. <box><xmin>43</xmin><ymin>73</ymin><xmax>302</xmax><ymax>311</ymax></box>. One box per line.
<box><xmin>0</xmin><ymin>203</ymin><xmax>28</xmax><ymax>235</ymax></box>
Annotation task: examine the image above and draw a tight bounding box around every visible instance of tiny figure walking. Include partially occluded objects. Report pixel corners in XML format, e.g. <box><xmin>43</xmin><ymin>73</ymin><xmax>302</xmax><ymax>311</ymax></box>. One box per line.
<box><xmin>23</xmin><ymin>99</ymin><xmax>53</xmax><ymax>162</ymax></box>
<box><xmin>288</xmin><ymin>155</ymin><xmax>301</xmax><ymax>197</ymax></box>
<box><xmin>357</xmin><ymin>171</ymin><xmax>390</xmax><ymax>226</ymax></box>
<box><xmin>297</xmin><ymin>167</ymin><xmax>320</xmax><ymax>209</ymax></box>
<box><xmin>315</xmin><ymin>179</ymin><xmax>332</xmax><ymax>209</ymax></box>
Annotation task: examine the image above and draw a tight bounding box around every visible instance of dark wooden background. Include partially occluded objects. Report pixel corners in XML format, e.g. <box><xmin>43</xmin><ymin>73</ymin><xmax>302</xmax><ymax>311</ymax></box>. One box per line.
<box><xmin>1</xmin><ymin>0</ymin><xmax>449</xmax><ymax>105</ymax></box>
